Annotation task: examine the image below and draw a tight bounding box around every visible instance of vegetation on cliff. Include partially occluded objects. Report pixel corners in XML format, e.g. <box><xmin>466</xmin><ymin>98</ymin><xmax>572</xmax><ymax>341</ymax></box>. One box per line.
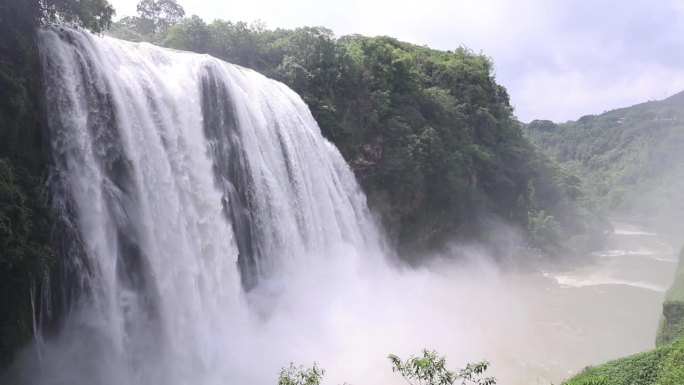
<box><xmin>564</xmin><ymin>339</ymin><xmax>684</xmax><ymax>385</ymax></box>
<box><xmin>110</xmin><ymin>2</ymin><xmax>605</xmax><ymax>255</ymax></box>
<box><xmin>278</xmin><ymin>350</ymin><xmax>495</xmax><ymax>385</ymax></box>
<box><xmin>0</xmin><ymin>0</ymin><xmax>114</xmax><ymax>368</ymax></box>
<box><xmin>657</xmin><ymin>247</ymin><xmax>684</xmax><ymax>346</ymax></box>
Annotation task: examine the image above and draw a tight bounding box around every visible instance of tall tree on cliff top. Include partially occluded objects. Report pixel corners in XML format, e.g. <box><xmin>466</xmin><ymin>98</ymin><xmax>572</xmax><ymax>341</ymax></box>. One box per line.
<box><xmin>136</xmin><ymin>0</ymin><xmax>185</xmax><ymax>32</ymax></box>
<box><xmin>40</xmin><ymin>0</ymin><xmax>115</xmax><ymax>32</ymax></box>
<box><xmin>109</xmin><ymin>0</ymin><xmax>186</xmax><ymax>41</ymax></box>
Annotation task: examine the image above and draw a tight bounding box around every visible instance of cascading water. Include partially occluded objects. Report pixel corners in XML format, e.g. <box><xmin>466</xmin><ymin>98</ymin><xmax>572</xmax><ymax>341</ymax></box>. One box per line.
<box><xmin>20</xmin><ymin>27</ymin><xmax>386</xmax><ymax>385</ymax></box>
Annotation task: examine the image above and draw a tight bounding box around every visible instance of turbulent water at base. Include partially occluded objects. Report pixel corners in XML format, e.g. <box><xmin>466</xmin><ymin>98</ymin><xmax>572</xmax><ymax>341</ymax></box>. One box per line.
<box><xmin>21</xmin><ymin>28</ymin><xmax>384</xmax><ymax>385</ymax></box>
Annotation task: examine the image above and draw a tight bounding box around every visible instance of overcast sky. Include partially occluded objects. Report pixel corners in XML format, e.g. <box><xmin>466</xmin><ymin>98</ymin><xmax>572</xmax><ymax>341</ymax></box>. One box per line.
<box><xmin>110</xmin><ymin>0</ymin><xmax>684</xmax><ymax>122</ymax></box>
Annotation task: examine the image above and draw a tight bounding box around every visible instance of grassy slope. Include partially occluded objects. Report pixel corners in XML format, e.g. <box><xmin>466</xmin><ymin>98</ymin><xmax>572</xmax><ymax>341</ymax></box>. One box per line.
<box><xmin>564</xmin><ymin>247</ymin><xmax>684</xmax><ymax>385</ymax></box>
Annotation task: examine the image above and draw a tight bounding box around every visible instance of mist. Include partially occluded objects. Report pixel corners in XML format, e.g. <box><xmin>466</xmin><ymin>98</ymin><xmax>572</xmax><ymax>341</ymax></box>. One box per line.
<box><xmin>8</xmin><ymin>221</ymin><xmax>675</xmax><ymax>385</ymax></box>
<box><xmin>233</xmin><ymin>224</ymin><xmax>674</xmax><ymax>385</ymax></box>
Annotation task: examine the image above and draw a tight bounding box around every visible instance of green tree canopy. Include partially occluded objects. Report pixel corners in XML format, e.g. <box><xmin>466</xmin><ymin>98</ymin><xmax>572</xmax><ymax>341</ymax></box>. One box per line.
<box><xmin>108</xmin><ymin>18</ymin><xmax>607</xmax><ymax>255</ymax></box>
<box><xmin>136</xmin><ymin>0</ymin><xmax>185</xmax><ymax>32</ymax></box>
<box><xmin>41</xmin><ymin>0</ymin><xmax>115</xmax><ymax>32</ymax></box>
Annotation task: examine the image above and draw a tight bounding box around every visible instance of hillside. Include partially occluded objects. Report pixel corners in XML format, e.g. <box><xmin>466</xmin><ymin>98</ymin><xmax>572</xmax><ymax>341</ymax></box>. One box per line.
<box><xmin>110</xmin><ymin>14</ymin><xmax>606</xmax><ymax>256</ymax></box>
<box><xmin>526</xmin><ymin>92</ymin><xmax>684</xmax><ymax>236</ymax></box>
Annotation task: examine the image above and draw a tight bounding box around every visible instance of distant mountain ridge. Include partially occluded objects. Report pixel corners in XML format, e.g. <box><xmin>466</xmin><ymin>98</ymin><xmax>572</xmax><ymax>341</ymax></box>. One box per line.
<box><xmin>525</xmin><ymin>90</ymin><xmax>684</xmax><ymax>236</ymax></box>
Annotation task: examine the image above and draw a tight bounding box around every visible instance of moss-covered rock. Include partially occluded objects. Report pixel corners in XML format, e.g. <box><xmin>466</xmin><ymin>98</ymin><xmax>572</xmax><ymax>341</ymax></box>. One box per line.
<box><xmin>656</xmin><ymin>247</ymin><xmax>684</xmax><ymax>346</ymax></box>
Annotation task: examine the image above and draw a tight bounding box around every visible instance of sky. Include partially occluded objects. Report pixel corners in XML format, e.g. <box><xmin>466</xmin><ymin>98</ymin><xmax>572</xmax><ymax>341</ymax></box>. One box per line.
<box><xmin>109</xmin><ymin>0</ymin><xmax>684</xmax><ymax>122</ymax></box>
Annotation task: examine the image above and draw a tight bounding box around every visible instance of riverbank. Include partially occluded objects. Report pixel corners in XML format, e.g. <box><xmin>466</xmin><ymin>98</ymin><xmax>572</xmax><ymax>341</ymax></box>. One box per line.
<box><xmin>563</xmin><ymin>246</ymin><xmax>684</xmax><ymax>385</ymax></box>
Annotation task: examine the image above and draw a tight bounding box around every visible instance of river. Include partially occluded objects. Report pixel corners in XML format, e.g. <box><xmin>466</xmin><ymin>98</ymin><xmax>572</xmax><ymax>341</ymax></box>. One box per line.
<box><xmin>493</xmin><ymin>219</ymin><xmax>678</xmax><ymax>384</ymax></box>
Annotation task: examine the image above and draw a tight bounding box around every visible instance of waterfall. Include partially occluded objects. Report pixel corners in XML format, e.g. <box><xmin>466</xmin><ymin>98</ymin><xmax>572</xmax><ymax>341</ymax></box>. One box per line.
<box><xmin>24</xmin><ymin>27</ymin><xmax>384</xmax><ymax>385</ymax></box>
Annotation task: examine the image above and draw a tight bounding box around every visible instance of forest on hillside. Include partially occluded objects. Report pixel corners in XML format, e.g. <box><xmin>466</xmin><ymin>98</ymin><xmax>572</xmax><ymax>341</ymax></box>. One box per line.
<box><xmin>109</xmin><ymin>0</ymin><xmax>606</xmax><ymax>255</ymax></box>
<box><xmin>526</xmin><ymin>92</ymin><xmax>684</xmax><ymax>236</ymax></box>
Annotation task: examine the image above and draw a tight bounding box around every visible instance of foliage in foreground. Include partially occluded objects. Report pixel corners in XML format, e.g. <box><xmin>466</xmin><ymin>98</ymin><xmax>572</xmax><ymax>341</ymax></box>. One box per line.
<box><xmin>389</xmin><ymin>350</ymin><xmax>495</xmax><ymax>385</ymax></box>
<box><xmin>563</xmin><ymin>338</ymin><xmax>684</xmax><ymax>385</ymax></box>
<box><xmin>279</xmin><ymin>363</ymin><xmax>325</xmax><ymax>385</ymax></box>
<box><xmin>279</xmin><ymin>350</ymin><xmax>495</xmax><ymax>385</ymax></box>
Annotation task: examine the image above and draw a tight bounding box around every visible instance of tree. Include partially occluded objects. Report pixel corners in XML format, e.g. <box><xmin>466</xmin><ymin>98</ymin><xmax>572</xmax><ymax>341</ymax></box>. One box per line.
<box><xmin>111</xmin><ymin>15</ymin><xmax>156</xmax><ymax>40</ymax></box>
<box><xmin>388</xmin><ymin>349</ymin><xmax>496</xmax><ymax>385</ymax></box>
<box><xmin>136</xmin><ymin>0</ymin><xmax>184</xmax><ymax>32</ymax></box>
<box><xmin>276</xmin><ymin>350</ymin><xmax>494</xmax><ymax>385</ymax></box>
<box><xmin>162</xmin><ymin>15</ymin><xmax>210</xmax><ymax>53</ymax></box>
<box><xmin>278</xmin><ymin>363</ymin><xmax>325</xmax><ymax>385</ymax></box>
<box><xmin>100</xmin><ymin>11</ymin><xmax>608</xmax><ymax>255</ymax></box>
<box><xmin>206</xmin><ymin>20</ymin><xmax>262</xmax><ymax>67</ymax></box>
<box><xmin>41</xmin><ymin>0</ymin><xmax>115</xmax><ymax>32</ymax></box>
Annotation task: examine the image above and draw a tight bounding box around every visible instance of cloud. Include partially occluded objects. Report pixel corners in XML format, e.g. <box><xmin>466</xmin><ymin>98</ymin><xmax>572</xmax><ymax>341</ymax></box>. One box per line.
<box><xmin>512</xmin><ymin>65</ymin><xmax>684</xmax><ymax>122</ymax></box>
<box><xmin>108</xmin><ymin>0</ymin><xmax>684</xmax><ymax>122</ymax></box>
<box><xmin>503</xmin><ymin>0</ymin><xmax>684</xmax><ymax>121</ymax></box>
